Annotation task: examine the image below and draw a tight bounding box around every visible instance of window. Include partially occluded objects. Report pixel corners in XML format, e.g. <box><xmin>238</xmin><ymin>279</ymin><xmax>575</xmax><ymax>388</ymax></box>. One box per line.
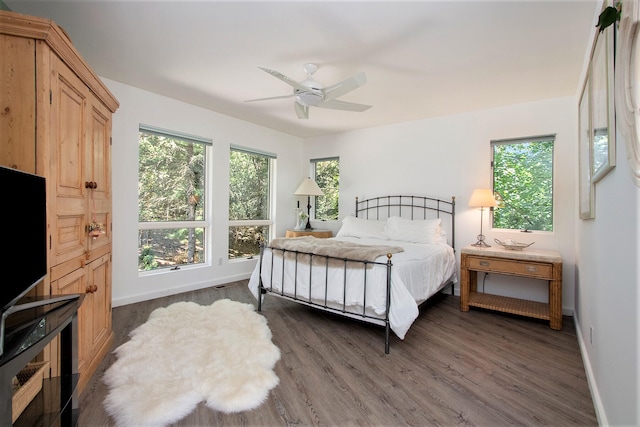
<box><xmin>229</xmin><ymin>146</ymin><xmax>275</xmax><ymax>259</ymax></box>
<box><xmin>138</xmin><ymin>126</ymin><xmax>209</xmax><ymax>271</ymax></box>
<box><xmin>312</xmin><ymin>157</ymin><xmax>339</xmax><ymax>221</ymax></box>
<box><xmin>491</xmin><ymin>135</ymin><xmax>554</xmax><ymax>232</ymax></box>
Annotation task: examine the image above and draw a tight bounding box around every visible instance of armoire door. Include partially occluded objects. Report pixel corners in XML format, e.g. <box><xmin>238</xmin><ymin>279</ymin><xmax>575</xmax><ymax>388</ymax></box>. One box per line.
<box><xmin>86</xmin><ymin>94</ymin><xmax>112</xmax><ymax>257</ymax></box>
<box><xmin>51</xmin><ymin>266</ymin><xmax>88</xmax><ymax>376</ymax></box>
<box><xmin>48</xmin><ymin>54</ymin><xmax>88</xmax><ymax>270</ymax></box>
<box><xmin>84</xmin><ymin>252</ymin><xmax>112</xmax><ymax>365</ymax></box>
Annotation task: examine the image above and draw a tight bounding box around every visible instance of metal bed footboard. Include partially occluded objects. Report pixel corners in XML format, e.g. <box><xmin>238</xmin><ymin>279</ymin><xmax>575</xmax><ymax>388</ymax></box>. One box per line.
<box><xmin>258</xmin><ymin>245</ymin><xmax>394</xmax><ymax>353</ymax></box>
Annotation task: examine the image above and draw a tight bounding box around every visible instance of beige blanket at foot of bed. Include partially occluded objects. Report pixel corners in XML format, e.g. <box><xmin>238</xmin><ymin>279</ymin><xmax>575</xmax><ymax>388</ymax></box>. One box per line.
<box><xmin>268</xmin><ymin>236</ymin><xmax>404</xmax><ymax>264</ymax></box>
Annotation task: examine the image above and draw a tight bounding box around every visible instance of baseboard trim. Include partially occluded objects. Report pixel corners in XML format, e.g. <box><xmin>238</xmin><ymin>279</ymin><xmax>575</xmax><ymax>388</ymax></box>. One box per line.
<box><xmin>112</xmin><ymin>273</ymin><xmax>252</xmax><ymax>308</ymax></box>
<box><xmin>573</xmin><ymin>313</ymin><xmax>607</xmax><ymax>426</ymax></box>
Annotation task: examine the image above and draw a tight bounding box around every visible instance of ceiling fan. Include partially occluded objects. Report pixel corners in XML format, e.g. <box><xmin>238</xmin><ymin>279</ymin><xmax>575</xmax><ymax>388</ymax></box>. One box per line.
<box><xmin>246</xmin><ymin>63</ymin><xmax>372</xmax><ymax>119</ymax></box>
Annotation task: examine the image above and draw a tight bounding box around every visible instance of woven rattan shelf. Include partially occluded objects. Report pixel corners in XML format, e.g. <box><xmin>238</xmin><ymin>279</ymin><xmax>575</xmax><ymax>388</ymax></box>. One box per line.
<box><xmin>459</xmin><ymin>245</ymin><xmax>562</xmax><ymax>330</ymax></box>
<box><xmin>467</xmin><ymin>292</ymin><xmax>550</xmax><ymax>320</ymax></box>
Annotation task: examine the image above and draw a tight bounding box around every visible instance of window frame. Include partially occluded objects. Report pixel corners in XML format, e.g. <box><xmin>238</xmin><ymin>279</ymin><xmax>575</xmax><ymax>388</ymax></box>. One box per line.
<box><xmin>137</xmin><ymin>124</ymin><xmax>211</xmax><ymax>273</ymax></box>
<box><xmin>490</xmin><ymin>134</ymin><xmax>555</xmax><ymax>233</ymax></box>
<box><xmin>311</xmin><ymin>156</ymin><xmax>340</xmax><ymax>221</ymax></box>
<box><xmin>228</xmin><ymin>145</ymin><xmax>276</xmax><ymax>260</ymax></box>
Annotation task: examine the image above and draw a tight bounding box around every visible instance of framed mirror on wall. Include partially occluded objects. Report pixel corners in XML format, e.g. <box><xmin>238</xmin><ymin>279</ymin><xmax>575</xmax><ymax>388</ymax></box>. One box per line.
<box><xmin>616</xmin><ymin>0</ymin><xmax>640</xmax><ymax>187</ymax></box>
<box><xmin>578</xmin><ymin>2</ymin><xmax>619</xmax><ymax>220</ymax></box>
<box><xmin>590</xmin><ymin>24</ymin><xmax>616</xmax><ymax>183</ymax></box>
<box><xmin>579</xmin><ymin>74</ymin><xmax>595</xmax><ymax>219</ymax></box>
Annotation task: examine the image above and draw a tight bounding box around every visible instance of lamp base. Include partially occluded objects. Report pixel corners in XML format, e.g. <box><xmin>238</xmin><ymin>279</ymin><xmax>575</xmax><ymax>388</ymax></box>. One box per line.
<box><xmin>471</xmin><ymin>241</ymin><xmax>491</xmax><ymax>247</ymax></box>
<box><xmin>304</xmin><ymin>195</ymin><xmax>313</xmax><ymax>230</ymax></box>
<box><xmin>471</xmin><ymin>234</ymin><xmax>491</xmax><ymax>247</ymax></box>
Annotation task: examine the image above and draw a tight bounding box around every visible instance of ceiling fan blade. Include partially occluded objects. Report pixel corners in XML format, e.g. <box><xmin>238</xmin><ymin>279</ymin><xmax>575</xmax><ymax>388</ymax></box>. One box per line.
<box><xmin>294</xmin><ymin>101</ymin><xmax>309</xmax><ymax>119</ymax></box>
<box><xmin>245</xmin><ymin>94</ymin><xmax>294</xmax><ymax>102</ymax></box>
<box><xmin>259</xmin><ymin>67</ymin><xmax>310</xmax><ymax>93</ymax></box>
<box><xmin>316</xmin><ymin>99</ymin><xmax>372</xmax><ymax>112</ymax></box>
<box><xmin>322</xmin><ymin>72</ymin><xmax>367</xmax><ymax>102</ymax></box>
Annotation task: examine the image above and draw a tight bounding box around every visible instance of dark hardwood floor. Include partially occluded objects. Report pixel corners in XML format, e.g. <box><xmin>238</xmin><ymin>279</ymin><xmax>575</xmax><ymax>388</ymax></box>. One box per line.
<box><xmin>79</xmin><ymin>280</ymin><xmax>597</xmax><ymax>426</ymax></box>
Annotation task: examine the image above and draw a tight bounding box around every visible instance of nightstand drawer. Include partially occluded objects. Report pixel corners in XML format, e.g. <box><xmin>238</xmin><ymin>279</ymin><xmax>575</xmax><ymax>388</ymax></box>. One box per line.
<box><xmin>467</xmin><ymin>256</ymin><xmax>552</xmax><ymax>279</ymax></box>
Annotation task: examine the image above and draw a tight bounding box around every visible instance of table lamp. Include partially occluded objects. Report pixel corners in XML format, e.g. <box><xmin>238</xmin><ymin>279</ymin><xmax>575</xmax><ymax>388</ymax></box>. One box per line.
<box><xmin>294</xmin><ymin>177</ymin><xmax>324</xmax><ymax>230</ymax></box>
<box><xmin>468</xmin><ymin>188</ymin><xmax>497</xmax><ymax>247</ymax></box>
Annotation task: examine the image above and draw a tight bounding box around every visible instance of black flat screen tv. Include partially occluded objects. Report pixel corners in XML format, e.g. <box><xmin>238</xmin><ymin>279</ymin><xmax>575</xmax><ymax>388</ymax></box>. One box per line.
<box><xmin>0</xmin><ymin>166</ymin><xmax>47</xmax><ymax>312</ymax></box>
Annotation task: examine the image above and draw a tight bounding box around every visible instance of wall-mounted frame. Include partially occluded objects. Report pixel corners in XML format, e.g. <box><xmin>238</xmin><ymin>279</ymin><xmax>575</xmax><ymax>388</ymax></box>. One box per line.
<box><xmin>578</xmin><ymin>3</ymin><xmax>618</xmax><ymax>220</ymax></box>
<box><xmin>579</xmin><ymin>73</ymin><xmax>595</xmax><ymax>219</ymax></box>
<box><xmin>590</xmin><ymin>24</ymin><xmax>616</xmax><ymax>183</ymax></box>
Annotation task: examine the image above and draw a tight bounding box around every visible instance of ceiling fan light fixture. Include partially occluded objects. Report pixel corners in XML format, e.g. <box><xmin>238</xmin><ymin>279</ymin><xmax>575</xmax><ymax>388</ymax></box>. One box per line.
<box><xmin>296</xmin><ymin>92</ymin><xmax>323</xmax><ymax>106</ymax></box>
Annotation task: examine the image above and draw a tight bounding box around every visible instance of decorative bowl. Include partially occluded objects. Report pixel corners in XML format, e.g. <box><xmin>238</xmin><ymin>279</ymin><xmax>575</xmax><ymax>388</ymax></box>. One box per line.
<box><xmin>494</xmin><ymin>239</ymin><xmax>534</xmax><ymax>250</ymax></box>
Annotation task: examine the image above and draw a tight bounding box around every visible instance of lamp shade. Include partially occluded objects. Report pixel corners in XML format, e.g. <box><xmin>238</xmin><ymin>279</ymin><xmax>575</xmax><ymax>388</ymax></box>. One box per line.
<box><xmin>468</xmin><ymin>188</ymin><xmax>497</xmax><ymax>208</ymax></box>
<box><xmin>294</xmin><ymin>177</ymin><xmax>324</xmax><ymax>196</ymax></box>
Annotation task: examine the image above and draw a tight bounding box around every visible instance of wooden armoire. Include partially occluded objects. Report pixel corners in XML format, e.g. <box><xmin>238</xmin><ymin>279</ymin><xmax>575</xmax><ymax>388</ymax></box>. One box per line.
<box><xmin>0</xmin><ymin>10</ymin><xmax>119</xmax><ymax>393</ymax></box>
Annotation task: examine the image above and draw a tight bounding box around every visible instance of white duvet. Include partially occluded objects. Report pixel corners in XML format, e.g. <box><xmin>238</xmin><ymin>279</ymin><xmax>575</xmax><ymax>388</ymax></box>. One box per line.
<box><xmin>248</xmin><ymin>237</ymin><xmax>457</xmax><ymax>339</ymax></box>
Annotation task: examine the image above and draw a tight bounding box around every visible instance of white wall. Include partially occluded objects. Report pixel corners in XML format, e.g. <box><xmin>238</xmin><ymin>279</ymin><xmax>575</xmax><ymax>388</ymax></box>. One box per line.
<box><xmin>105</xmin><ymin>79</ymin><xmax>577</xmax><ymax>311</ymax></box>
<box><xmin>104</xmin><ymin>78</ymin><xmax>304</xmax><ymax>306</ymax></box>
<box><xmin>304</xmin><ymin>97</ymin><xmax>577</xmax><ymax>309</ymax></box>
<box><xmin>574</xmin><ymin>123</ymin><xmax>639</xmax><ymax>425</ymax></box>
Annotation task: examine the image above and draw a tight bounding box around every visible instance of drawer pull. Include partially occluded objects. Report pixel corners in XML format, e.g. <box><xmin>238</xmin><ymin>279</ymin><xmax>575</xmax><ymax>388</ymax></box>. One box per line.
<box><xmin>479</xmin><ymin>261</ymin><xmax>490</xmax><ymax>266</ymax></box>
<box><xmin>526</xmin><ymin>266</ymin><xmax>538</xmax><ymax>272</ymax></box>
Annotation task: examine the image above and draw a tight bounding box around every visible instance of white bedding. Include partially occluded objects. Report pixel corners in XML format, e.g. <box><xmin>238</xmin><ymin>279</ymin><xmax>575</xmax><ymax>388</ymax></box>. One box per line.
<box><xmin>248</xmin><ymin>236</ymin><xmax>457</xmax><ymax>339</ymax></box>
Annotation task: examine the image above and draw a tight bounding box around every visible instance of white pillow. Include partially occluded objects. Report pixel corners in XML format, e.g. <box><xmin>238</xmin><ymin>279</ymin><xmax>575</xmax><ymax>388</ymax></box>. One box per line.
<box><xmin>336</xmin><ymin>216</ymin><xmax>387</xmax><ymax>239</ymax></box>
<box><xmin>384</xmin><ymin>216</ymin><xmax>443</xmax><ymax>244</ymax></box>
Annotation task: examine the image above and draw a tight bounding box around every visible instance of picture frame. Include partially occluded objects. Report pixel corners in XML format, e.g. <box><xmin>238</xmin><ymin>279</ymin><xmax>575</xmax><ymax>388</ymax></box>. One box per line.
<box><xmin>590</xmin><ymin>18</ymin><xmax>616</xmax><ymax>183</ymax></box>
<box><xmin>579</xmin><ymin>73</ymin><xmax>595</xmax><ymax>219</ymax></box>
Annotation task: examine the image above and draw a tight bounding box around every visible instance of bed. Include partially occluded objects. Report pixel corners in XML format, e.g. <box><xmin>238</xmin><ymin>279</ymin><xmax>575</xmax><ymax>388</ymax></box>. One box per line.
<box><xmin>248</xmin><ymin>195</ymin><xmax>456</xmax><ymax>353</ymax></box>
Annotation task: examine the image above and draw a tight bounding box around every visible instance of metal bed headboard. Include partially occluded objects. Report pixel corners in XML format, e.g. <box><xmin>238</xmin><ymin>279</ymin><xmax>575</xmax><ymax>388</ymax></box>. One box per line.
<box><xmin>354</xmin><ymin>195</ymin><xmax>456</xmax><ymax>251</ymax></box>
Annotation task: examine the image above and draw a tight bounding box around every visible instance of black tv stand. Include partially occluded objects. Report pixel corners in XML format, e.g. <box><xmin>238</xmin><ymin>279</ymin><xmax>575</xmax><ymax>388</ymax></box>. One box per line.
<box><xmin>0</xmin><ymin>294</ymin><xmax>83</xmax><ymax>426</ymax></box>
<box><xmin>0</xmin><ymin>294</ymin><xmax>83</xmax><ymax>358</ymax></box>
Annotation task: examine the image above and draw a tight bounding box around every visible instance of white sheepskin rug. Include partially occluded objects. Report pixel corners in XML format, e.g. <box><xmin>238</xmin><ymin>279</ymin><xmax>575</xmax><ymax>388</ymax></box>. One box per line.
<box><xmin>103</xmin><ymin>299</ymin><xmax>281</xmax><ymax>426</ymax></box>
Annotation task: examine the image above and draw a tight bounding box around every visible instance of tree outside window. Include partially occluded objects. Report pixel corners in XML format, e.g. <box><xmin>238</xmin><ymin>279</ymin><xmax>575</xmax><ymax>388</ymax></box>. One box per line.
<box><xmin>492</xmin><ymin>136</ymin><xmax>554</xmax><ymax>232</ymax></box>
<box><xmin>229</xmin><ymin>147</ymin><xmax>274</xmax><ymax>259</ymax></box>
<box><xmin>312</xmin><ymin>157</ymin><xmax>339</xmax><ymax>221</ymax></box>
<box><xmin>138</xmin><ymin>127</ymin><xmax>208</xmax><ymax>271</ymax></box>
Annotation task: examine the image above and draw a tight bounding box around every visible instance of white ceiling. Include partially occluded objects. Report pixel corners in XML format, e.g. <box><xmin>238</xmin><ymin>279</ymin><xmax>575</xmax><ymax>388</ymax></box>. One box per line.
<box><xmin>6</xmin><ymin>0</ymin><xmax>599</xmax><ymax>138</ymax></box>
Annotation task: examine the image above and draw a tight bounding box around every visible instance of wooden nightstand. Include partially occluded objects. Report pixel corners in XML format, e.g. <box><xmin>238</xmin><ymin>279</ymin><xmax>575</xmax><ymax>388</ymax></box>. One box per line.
<box><xmin>459</xmin><ymin>244</ymin><xmax>563</xmax><ymax>330</ymax></box>
<box><xmin>285</xmin><ymin>229</ymin><xmax>333</xmax><ymax>238</ymax></box>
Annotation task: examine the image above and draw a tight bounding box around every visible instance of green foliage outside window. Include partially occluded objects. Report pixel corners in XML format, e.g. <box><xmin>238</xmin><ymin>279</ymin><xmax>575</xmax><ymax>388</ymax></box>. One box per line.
<box><xmin>314</xmin><ymin>158</ymin><xmax>339</xmax><ymax>221</ymax></box>
<box><xmin>138</xmin><ymin>130</ymin><xmax>206</xmax><ymax>271</ymax></box>
<box><xmin>228</xmin><ymin>225</ymin><xmax>269</xmax><ymax>259</ymax></box>
<box><xmin>229</xmin><ymin>149</ymin><xmax>271</xmax><ymax>259</ymax></box>
<box><xmin>138</xmin><ymin>228</ymin><xmax>204</xmax><ymax>270</ymax></box>
<box><xmin>492</xmin><ymin>138</ymin><xmax>554</xmax><ymax>232</ymax></box>
<box><xmin>138</xmin><ymin>132</ymin><xmax>205</xmax><ymax>222</ymax></box>
<box><xmin>229</xmin><ymin>150</ymin><xmax>270</xmax><ymax>220</ymax></box>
